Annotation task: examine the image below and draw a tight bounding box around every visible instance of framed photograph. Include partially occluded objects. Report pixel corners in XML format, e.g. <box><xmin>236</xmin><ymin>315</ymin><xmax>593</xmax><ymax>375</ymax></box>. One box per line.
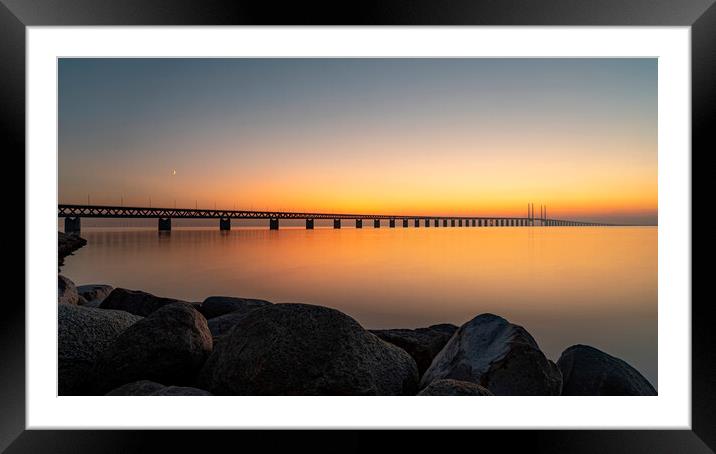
<box><xmin>6</xmin><ymin>0</ymin><xmax>710</xmax><ymax>452</ymax></box>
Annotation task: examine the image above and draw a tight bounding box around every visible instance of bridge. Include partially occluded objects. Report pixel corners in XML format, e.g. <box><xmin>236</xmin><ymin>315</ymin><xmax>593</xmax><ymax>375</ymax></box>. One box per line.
<box><xmin>59</xmin><ymin>203</ymin><xmax>613</xmax><ymax>233</ymax></box>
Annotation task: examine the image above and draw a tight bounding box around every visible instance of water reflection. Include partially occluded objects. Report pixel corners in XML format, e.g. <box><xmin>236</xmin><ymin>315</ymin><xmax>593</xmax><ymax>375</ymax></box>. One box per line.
<box><xmin>61</xmin><ymin>226</ymin><xmax>657</xmax><ymax>386</ymax></box>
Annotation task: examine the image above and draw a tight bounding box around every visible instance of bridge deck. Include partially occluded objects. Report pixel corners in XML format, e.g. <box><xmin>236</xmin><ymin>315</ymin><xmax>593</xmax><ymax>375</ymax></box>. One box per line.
<box><xmin>58</xmin><ymin>204</ymin><xmax>611</xmax><ymax>226</ymax></box>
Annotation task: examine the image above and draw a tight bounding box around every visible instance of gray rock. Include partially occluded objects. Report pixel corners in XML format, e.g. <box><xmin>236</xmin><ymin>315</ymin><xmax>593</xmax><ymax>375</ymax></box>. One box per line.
<box><xmin>155</xmin><ymin>386</ymin><xmax>212</xmax><ymax>396</ymax></box>
<box><xmin>199</xmin><ymin>303</ymin><xmax>419</xmax><ymax>395</ymax></box>
<box><xmin>371</xmin><ymin>324</ymin><xmax>458</xmax><ymax>376</ymax></box>
<box><xmin>418</xmin><ymin>379</ymin><xmax>493</xmax><ymax>396</ymax></box>
<box><xmin>199</xmin><ymin>296</ymin><xmax>272</xmax><ymax>319</ymax></box>
<box><xmin>99</xmin><ymin>288</ymin><xmax>196</xmax><ymax>316</ymax></box>
<box><xmin>58</xmin><ymin>231</ymin><xmax>86</xmax><ymax>267</ymax></box>
<box><xmin>557</xmin><ymin>345</ymin><xmax>656</xmax><ymax>396</ymax></box>
<box><xmin>78</xmin><ymin>284</ymin><xmax>114</xmax><ymax>307</ymax></box>
<box><xmin>207</xmin><ymin>311</ymin><xmax>251</xmax><ymax>338</ymax></box>
<box><xmin>106</xmin><ymin>380</ymin><xmax>212</xmax><ymax>396</ymax></box>
<box><xmin>428</xmin><ymin>323</ymin><xmax>460</xmax><ymax>336</ymax></box>
<box><xmin>105</xmin><ymin>380</ymin><xmax>164</xmax><ymax>395</ymax></box>
<box><xmin>420</xmin><ymin>313</ymin><xmax>562</xmax><ymax>395</ymax></box>
<box><xmin>58</xmin><ymin>304</ymin><xmax>142</xmax><ymax>395</ymax></box>
<box><xmin>92</xmin><ymin>303</ymin><xmax>213</xmax><ymax>393</ymax></box>
<box><xmin>58</xmin><ymin>275</ymin><xmax>79</xmax><ymax>305</ymax></box>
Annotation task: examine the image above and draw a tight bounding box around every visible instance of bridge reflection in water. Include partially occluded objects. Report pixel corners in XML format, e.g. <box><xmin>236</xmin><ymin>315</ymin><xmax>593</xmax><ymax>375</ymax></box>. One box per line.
<box><xmin>58</xmin><ymin>203</ymin><xmax>612</xmax><ymax>234</ymax></box>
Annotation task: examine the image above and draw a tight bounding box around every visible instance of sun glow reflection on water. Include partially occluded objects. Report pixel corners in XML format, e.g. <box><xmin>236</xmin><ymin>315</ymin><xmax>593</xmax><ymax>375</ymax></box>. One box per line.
<box><xmin>60</xmin><ymin>226</ymin><xmax>657</xmax><ymax>387</ymax></box>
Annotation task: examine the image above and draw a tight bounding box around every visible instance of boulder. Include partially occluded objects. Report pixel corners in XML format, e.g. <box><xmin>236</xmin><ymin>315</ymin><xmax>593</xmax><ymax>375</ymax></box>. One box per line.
<box><xmin>58</xmin><ymin>275</ymin><xmax>79</xmax><ymax>305</ymax></box>
<box><xmin>207</xmin><ymin>311</ymin><xmax>251</xmax><ymax>338</ymax></box>
<box><xmin>371</xmin><ymin>324</ymin><xmax>458</xmax><ymax>376</ymax></box>
<box><xmin>199</xmin><ymin>303</ymin><xmax>419</xmax><ymax>395</ymax></box>
<box><xmin>99</xmin><ymin>288</ymin><xmax>196</xmax><ymax>316</ymax></box>
<box><xmin>199</xmin><ymin>296</ymin><xmax>272</xmax><ymax>319</ymax></box>
<box><xmin>557</xmin><ymin>345</ymin><xmax>656</xmax><ymax>396</ymax></box>
<box><xmin>92</xmin><ymin>303</ymin><xmax>213</xmax><ymax>393</ymax></box>
<box><xmin>420</xmin><ymin>313</ymin><xmax>562</xmax><ymax>395</ymax></box>
<box><xmin>58</xmin><ymin>304</ymin><xmax>142</xmax><ymax>395</ymax></box>
<box><xmin>418</xmin><ymin>379</ymin><xmax>493</xmax><ymax>396</ymax></box>
<box><xmin>77</xmin><ymin>284</ymin><xmax>114</xmax><ymax>307</ymax></box>
<box><xmin>428</xmin><ymin>323</ymin><xmax>460</xmax><ymax>336</ymax></box>
<box><xmin>106</xmin><ymin>380</ymin><xmax>212</xmax><ymax>396</ymax></box>
<box><xmin>58</xmin><ymin>231</ymin><xmax>87</xmax><ymax>266</ymax></box>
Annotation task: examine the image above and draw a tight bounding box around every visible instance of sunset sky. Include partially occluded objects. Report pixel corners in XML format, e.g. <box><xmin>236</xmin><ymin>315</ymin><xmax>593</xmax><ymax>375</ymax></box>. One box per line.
<box><xmin>59</xmin><ymin>58</ymin><xmax>657</xmax><ymax>224</ymax></box>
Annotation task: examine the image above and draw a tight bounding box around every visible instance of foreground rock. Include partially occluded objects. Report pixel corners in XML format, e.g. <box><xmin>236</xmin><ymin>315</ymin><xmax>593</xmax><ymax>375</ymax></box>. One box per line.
<box><xmin>58</xmin><ymin>231</ymin><xmax>87</xmax><ymax>266</ymax></box>
<box><xmin>58</xmin><ymin>304</ymin><xmax>142</xmax><ymax>395</ymax></box>
<box><xmin>199</xmin><ymin>296</ymin><xmax>272</xmax><ymax>319</ymax></box>
<box><xmin>420</xmin><ymin>314</ymin><xmax>562</xmax><ymax>395</ymax></box>
<box><xmin>371</xmin><ymin>324</ymin><xmax>458</xmax><ymax>376</ymax></box>
<box><xmin>207</xmin><ymin>311</ymin><xmax>251</xmax><ymax>338</ymax></box>
<box><xmin>199</xmin><ymin>303</ymin><xmax>419</xmax><ymax>395</ymax></box>
<box><xmin>106</xmin><ymin>380</ymin><xmax>212</xmax><ymax>396</ymax></box>
<box><xmin>557</xmin><ymin>345</ymin><xmax>656</xmax><ymax>396</ymax></box>
<box><xmin>418</xmin><ymin>379</ymin><xmax>493</xmax><ymax>396</ymax></box>
<box><xmin>58</xmin><ymin>275</ymin><xmax>79</xmax><ymax>305</ymax></box>
<box><xmin>77</xmin><ymin>284</ymin><xmax>114</xmax><ymax>308</ymax></box>
<box><xmin>99</xmin><ymin>288</ymin><xmax>196</xmax><ymax>316</ymax></box>
<box><xmin>92</xmin><ymin>303</ymin><xmax>213</xmax><ymax>394</ymax></box>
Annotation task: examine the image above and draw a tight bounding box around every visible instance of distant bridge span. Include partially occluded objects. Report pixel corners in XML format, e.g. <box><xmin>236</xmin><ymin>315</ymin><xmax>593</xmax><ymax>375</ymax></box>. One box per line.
<box><xmin>58</xmin><ymin>203</ymin><xmax>614</xmax><ymax>233</ymax></box>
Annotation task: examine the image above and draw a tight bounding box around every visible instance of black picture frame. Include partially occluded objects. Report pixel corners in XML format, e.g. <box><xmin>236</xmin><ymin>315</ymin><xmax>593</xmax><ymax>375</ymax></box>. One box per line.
<box><xmin>4</xmin><ymin>1</ymin><xmax>711</xmax><ymax>452</ymax></box>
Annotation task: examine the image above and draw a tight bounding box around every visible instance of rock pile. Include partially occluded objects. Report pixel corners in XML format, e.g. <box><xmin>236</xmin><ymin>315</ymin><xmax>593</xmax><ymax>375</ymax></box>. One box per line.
<box><xmin>56</xmin><ymin>276</ymin><xmax>656</xmax><ymax>396</ymax></box>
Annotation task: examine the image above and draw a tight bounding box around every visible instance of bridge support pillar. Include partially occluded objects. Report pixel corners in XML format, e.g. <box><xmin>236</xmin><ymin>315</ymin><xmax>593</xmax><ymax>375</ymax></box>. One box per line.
<box><xmin>434</xmin><ymin>219</ymin><xmax>439</xmax><ymax>227</ymax></box>
<box><xmin>389</xmin><ymin>219</ymin><xmax>396</xmax><ymax>228</ymax></box>
<box><xmin>471</xmin><ymin>219</ymin><xmax>475</xmax><ymax>227</ymax></box>
<box><xmin>158</xmin><ymin>217</ymin><xmax>171</xmax><ymax>232</ymax></box>
<box><xmin>269</xmin><ymin>218</ymin><xmax>279</xmax><ymax>230</ymax></box>
<box><xmin>451</xmin><ymin>219</ymin><xmax>455</xmax><ymax>227</ymax></box>
<box><xmin>306</xmin><ymin>219</ymin><xmax>314</xmax><ymax>229</ymax></box>
<box><xmin>443</xmin><ymin>219</ymin><xmax>447</xmax><ymax>227</ymax></box>
<box><xmin>356</xmin><ymin>219</ymin><xmax>362</xmax><ymax>229</ymax></box>
<box><xmin>414</xmin><ymin>219</ymin><xmax>419</xmax><ymax>227</ymax></box>
<box><xmin>334</xmin><ymin>219</ymin><xmax>341</xmax><ymax>229</ymax></box>
<box><xmin>402</xmin><ymin>219</ymin><xmax>408</xmax><ymax>228</ymax></box>
<box><xmin>424</xmin><ymin>219</ymin><xmax>430</xmax><ymax>227</ymax></box>
<box><xmin>64</xmin><ymin>217</ymin><xmax>81</xmax><ymax>234</ymax></box>
<box><xmin>374</xmin><ymin>219</ymin><xmax>380</xmax><ymax>228</ymax></box>
<box><xmin>220</xmin><ymin>217</ymin><xmax>231</xmax><ymax>231</ymax></box>
<box><xmin>458</xmin><ymin>219</ymin><xmax>462</xmax><ymax>227</ymax></box>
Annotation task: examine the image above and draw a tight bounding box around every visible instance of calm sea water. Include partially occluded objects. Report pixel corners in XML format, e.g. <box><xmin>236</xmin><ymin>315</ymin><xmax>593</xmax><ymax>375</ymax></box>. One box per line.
<box><xmin>60</xmin><ymin>226</ymin><xmax>657</xmax><ymax>387</ymax></box>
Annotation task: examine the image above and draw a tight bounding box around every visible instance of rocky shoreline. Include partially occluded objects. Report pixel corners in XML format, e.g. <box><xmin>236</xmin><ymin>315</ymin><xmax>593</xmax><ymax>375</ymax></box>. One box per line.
<box><xmin>58</xmin><ymin>232</ymin><xmax>87</xmax><ymax>267</ymax></box>
<box><xmin>58</xmin><ymin>273</ymin><xmax>657</xmax><ymax>396</ymax></box>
